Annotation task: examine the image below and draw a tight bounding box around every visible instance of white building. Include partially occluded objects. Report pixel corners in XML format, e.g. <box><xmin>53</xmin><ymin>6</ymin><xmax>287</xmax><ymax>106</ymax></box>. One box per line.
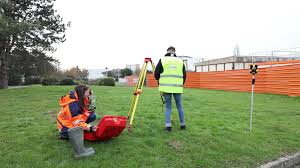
<box><xmin>177</xmin><ymin>56</ymin><xmax>202</xmax><ymax>72</ymax></box>
<box><xmin>126</xmin><ymin>64</ymin><xmax>140</xmax><ymax>72</ymax></box>
<box><xmin>194</xmin><ymin>56</ymin><xmax>300</xmax><ymax>72</ymax></box>
<box><xmin>88</xmin><ymin>69</ymin><xmax>105</xmax><ymax>79</ymax></box>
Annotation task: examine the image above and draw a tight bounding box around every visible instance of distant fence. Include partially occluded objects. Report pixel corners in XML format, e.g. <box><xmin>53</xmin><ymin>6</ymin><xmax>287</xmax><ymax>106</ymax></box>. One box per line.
<box><xmin>146</xmin><ymin>60</ymin><xmax>300</xmax><ymax>97</ymax></box>
<box><xmin>125</xmin><ymin>76</ymin><xmax>138</xmax><ymax>86</ymax></box>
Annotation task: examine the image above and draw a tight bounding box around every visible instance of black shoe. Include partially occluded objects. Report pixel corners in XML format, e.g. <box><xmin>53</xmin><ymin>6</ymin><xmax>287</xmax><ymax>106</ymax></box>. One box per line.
<box><xmin>165</xmin><ymin>127</ymin><xmax>172</xmax><ymax>132</ymax></box>
<box><xmin>180</xmin><ymin>125</ymin><xmax>186</xmax><ymax>130</ymax></box>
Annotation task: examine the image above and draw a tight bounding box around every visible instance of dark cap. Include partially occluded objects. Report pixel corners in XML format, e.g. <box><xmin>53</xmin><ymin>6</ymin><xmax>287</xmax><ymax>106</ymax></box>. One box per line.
<box><xmin>167</xmin><ymin>46</ymin><xmax>176</xmax><ymax>52</ymax></box>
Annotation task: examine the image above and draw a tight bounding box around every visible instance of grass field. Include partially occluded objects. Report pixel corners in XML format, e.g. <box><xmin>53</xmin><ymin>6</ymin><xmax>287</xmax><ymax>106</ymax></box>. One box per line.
<box><xmin>0</xmin><ymin>85</ymin><xmax>299</xmax><ymax>168</ymax></box>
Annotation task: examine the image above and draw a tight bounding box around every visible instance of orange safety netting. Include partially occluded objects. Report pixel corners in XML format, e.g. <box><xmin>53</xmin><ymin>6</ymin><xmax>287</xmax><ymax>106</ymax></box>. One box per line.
<box><xmin>146</xmin><ymin>60</ymin><xmax>300</xmax><ymax>97</ymax></box>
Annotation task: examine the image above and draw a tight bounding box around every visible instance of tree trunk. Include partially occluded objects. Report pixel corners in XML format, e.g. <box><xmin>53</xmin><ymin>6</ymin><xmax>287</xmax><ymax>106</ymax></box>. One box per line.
<box><xmin>0</xmin><ymin>50</ymin><xmax>8</xmax><ymax>89</ymax></box>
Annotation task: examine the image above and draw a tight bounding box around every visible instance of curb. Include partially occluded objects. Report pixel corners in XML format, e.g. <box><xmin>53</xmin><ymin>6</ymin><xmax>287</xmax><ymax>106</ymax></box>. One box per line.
<box><xmin>257</xmin><ymin>152</ymin><xmax>300</xmax><ymax>168</ymax></box>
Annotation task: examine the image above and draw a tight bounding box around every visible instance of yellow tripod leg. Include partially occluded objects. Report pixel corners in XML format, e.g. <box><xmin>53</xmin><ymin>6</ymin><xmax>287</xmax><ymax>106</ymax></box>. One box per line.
<box><xmin>129</xmin><ymin>94</ymin><xmax>140</xmax><ymax>127</ymax></box>
<box><xmin>151</xmin><ymin>62</ymin><xmax>156</xmax><ymax>72</ymax></box>
<box><xmin>127</xmin><ymin>61</ymin><xmax>147</xmax><ymax>128</ymax></box>
<box><xmin>139</xmin><ymin>64</ymin><xmax>148</xmax><ymax>89</ymax></box>
<box><xmin>127</xmin><ymin>94</ymin><xmax>137</xmax><ymax>118</ymax></box>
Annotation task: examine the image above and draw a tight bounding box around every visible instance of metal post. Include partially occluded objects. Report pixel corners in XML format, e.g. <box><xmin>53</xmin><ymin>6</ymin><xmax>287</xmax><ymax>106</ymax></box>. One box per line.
<box><xmin>249</xmin><ymin>64</ymin><xmax>258</xmax><ymax>132</ymax></box>
<box><xmin>249</xmin><ymin>75</ymin><xmax>255</xmax><ymax>132</ymax></box>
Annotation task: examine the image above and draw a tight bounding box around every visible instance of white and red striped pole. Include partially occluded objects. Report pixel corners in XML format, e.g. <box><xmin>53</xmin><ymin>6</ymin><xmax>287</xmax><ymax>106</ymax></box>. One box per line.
<box><xmin>249</xmin><ymin>64</ymin><xmax>258</xmax><ymax>132</ymax></box>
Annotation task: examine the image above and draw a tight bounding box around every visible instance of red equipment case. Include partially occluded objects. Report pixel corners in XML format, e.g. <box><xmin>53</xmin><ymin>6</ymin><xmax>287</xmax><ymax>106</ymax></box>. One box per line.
<box><xmin>84</xmin><ymin>115</ymin><xmax>127</xmax><ymax>141</ymax></box>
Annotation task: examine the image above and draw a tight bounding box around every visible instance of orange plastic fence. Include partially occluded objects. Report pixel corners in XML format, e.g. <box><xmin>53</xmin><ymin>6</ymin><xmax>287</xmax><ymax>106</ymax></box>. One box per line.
<box><xmin>146</xmin><ymin>60</ymin><xmax>300</xmax><ymax>97</ymax></box>
<box><xmin>125</xmin><ymin>76</ymin><xmax>138</xmax><ymax>87</ymax></box>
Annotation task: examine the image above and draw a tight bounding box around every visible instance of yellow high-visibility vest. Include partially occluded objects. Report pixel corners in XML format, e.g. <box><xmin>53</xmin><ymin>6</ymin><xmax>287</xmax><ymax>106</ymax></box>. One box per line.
<box><xmin>159</xmin><ymin>57</ymin><xmax>184</xmax><ymax>93</ymax></box>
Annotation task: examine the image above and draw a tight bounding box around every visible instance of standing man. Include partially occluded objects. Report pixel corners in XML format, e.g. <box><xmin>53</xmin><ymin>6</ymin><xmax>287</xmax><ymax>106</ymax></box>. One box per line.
<box><xmin>155</xmin><ymin>46</ymin><xmax>186</xmax><ymax>132</ymax></box>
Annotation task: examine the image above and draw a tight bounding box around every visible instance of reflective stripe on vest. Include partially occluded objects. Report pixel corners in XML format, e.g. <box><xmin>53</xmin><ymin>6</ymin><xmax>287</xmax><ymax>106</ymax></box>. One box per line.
<box><xmin>160</xmin><ymin>75</ymin><xmax>183</xmax><ymax>78</ymax></box>
<box><xmin>159</xmin><ymin>83</ymin><xmax>183</xmax><ymax>87</ymax></box>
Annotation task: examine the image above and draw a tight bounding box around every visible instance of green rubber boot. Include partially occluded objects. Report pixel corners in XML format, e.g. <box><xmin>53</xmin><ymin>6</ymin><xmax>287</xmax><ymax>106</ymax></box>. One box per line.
<box><xmin>68</xmin><ymin>127</ymin><xmax>95</xmax><ymax>158</ymax></box>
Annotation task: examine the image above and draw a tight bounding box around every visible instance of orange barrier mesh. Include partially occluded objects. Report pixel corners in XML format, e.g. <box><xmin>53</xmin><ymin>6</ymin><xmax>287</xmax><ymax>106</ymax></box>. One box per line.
<box><xmin>146</xmin><ymin>60</ymin><xmax>300</xmax><ymax>97</ymax></box>
<box><xmin>125</xmin><ymin>76</ymin><xmax>138</xmax><ymax>87</ymax></box>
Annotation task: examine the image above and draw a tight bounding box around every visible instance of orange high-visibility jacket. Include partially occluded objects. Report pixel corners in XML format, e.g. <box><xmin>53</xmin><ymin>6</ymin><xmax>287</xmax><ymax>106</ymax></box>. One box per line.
<box><xmin>57</xmin><ymin>91</ymin><xmax>92</xmax><ymax>132</ymax></box>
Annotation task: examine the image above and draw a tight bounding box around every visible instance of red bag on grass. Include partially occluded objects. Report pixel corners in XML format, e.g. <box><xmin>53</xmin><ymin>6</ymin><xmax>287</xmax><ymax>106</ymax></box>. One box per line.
<box><xmin>84</xmin><ymin>115</ymin><xmax>127</xmax><ymax>141</ymax></box>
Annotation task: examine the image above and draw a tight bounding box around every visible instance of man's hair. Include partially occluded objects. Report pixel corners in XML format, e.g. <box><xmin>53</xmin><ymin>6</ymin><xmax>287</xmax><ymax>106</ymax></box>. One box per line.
<box><xmin>167</xmin><ymin>46</ymin><xmax>176</xmax><ymax>53</ymax></box>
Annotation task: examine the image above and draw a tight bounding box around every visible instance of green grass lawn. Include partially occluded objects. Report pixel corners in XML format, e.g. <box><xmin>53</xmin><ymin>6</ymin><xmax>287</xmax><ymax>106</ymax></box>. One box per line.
<box><xmin>0</xmin><ymin>85</ymin><xmax>299</xmax><ymax>168</ymax></box>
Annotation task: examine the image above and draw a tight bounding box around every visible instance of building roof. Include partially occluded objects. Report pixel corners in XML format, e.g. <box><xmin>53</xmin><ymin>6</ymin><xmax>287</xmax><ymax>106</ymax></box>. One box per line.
<box><xmin>177</xmin><ymin>55</ymin><xmax>193</xmax><ymax>59</ymax></box>
<box><xmin>194</xmin><ymin>56</ymin><xmax>300</xmax><ymax>66</ymax></box>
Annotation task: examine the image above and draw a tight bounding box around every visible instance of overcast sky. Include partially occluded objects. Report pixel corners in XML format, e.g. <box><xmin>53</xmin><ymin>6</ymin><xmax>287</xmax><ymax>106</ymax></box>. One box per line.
<box><xmin>53</xmin><ymin>0</ymin><xmax>300</xmax><ymax>70</ymax></box>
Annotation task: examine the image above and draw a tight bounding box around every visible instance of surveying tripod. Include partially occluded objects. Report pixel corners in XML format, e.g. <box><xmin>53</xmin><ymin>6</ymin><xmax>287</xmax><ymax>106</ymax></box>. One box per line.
<box><xmin>127</xmin><ymin>58</ymin><xmax>156</xmax><ymax>130</ymax></box>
